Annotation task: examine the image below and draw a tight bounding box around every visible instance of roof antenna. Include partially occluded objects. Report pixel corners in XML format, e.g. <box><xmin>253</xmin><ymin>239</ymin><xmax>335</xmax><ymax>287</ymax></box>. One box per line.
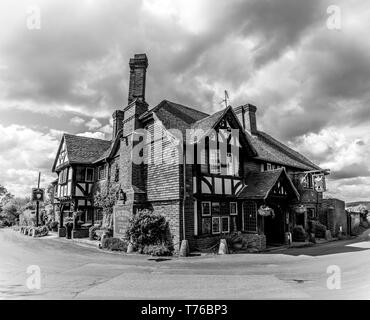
<box><xmin>219</xmin><ymin>90</ymin><xmax>229</xmax><ymax>108</ymax></box>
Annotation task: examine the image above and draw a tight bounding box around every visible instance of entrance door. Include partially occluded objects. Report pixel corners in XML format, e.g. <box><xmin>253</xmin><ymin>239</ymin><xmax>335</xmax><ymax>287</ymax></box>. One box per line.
<box><xmin>264</xmin><ymin>205</ymin><xmax>285</xmax><ymax>245</ymax></box>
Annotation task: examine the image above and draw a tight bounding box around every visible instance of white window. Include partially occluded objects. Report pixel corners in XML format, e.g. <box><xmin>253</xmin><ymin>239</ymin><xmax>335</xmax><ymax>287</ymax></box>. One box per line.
<box><xmin>226</xmin><ymin>152</ymin><xmax>239</xmax><ymax>176</ymax></box>
<box><xmin>266</xmin><ymin>163</ymin><xmax>272</xmax><ymax>171</ymax></box>
<box><xmin>230</xmin><ymin>202</ymin><xmax>238</xmax><ymax>215</ymax></box>
<box><xmin>201</xmin><ymin>202</ymin><xmax>211</xmax><ymax>216</ymax></box>
<box><xmin>209</xmin><ymin>149</ymin><xmax>220</xmax><ymax>174</ymax></box>
<box><xmin>212</xmin><ymin>217</ymin><xmax>221</xmax><ymax>234</ymax></box>
<box><xmin>221</xmin><ymin>216</ymin><xmax>230</xmax><ymax>233</ymax></box>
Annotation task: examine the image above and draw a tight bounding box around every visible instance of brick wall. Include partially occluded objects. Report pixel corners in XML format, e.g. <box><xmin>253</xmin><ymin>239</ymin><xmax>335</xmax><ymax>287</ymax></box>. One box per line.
<box><xmin>322</xmin><ymin>198</ymin><xmax>347</xmax><ymax>236</ymax></box>
<box><xmin>150</xmin><ymin>200</ymin><xmax>181</xmax><ymax>250</ymax></box>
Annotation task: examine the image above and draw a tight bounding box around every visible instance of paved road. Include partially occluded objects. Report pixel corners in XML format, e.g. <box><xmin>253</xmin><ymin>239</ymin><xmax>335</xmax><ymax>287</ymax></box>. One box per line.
<box><xmin>1</xmin><ymin>228</ymin><xmax>370</xmax><ymax>299</ymax></box>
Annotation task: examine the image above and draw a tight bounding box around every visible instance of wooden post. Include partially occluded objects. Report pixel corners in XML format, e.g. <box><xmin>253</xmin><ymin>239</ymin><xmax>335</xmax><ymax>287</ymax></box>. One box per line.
<box><xmin>36</xmin><ymin>172</ymin><xmax>41</xmax><ymax>227</ymax></box>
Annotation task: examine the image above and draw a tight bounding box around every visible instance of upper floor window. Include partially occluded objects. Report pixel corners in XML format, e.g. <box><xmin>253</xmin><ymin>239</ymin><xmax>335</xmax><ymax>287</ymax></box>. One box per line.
<box><xmin>303</xmin><ymin>173</ymin><xmax>313</xmax><ymax>189</ymax></box>
<box><xmin>86</xmin><ymin>168</ymin><xmax>94</xmax><ymax>182</ymax></box>
<box><xmin>76</xmin><ymin>167</ymin><xmax>94</xmax><ymax>182</ymax></box>
<box><xmin>98</xmin><ymin>165</ymin><xmax>106</xmax><ymax>180</ymax></box>
<box><xmin>209</xmin><ymin>149</ymin><xmax>221</xmax><ymax>174</ymax></box>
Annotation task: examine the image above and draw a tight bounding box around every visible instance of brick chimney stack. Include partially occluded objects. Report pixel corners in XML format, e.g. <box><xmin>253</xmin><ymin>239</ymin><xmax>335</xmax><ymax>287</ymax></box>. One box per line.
<box><xmin>128</xmin><ymin>53</ymin><xmax>148</xmax><ymax>104</ymax></box>
<box><xmin>234</xmin><ymin>104</ymin><xmax>258</xmax><ymax>135</ymax></box>
<box><xmin>112</xmin><ymin>110</ymin><xmax>124</xmax><ymax>139</ymax></box>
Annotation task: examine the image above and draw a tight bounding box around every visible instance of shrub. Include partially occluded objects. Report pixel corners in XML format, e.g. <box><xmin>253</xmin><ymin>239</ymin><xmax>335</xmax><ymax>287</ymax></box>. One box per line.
<box><xmin>292</xmin><ymin>225</ymin><xmax>306</xmax><ymax>242</ymax></box>
<box><xmin>143</xmin><ymin>243</ymin><xmax>173</xmax><ymax>256</ymax></box>
<box><xmin>50</xmin><ymin>221</ymin><xmax>58</xmax><ymax>231</ymax></box>
<box><xmin>101</xmin><ymin>237</ymin><xmax>128</xmax><ymax>251</ymax></box>
<box><xmin>89</xmin><ymin>225</ymin><xmax>100</xmax><ymax>240</ymax></box>
<box><xmin>311</xmin><ymin>220</ymin><xmax>327</xmax><ymax>238</ymax></box>
<box><xmin>126</xmin><ymin>209</ymin><xmax>172</xmax><ymax>251</ymax></box>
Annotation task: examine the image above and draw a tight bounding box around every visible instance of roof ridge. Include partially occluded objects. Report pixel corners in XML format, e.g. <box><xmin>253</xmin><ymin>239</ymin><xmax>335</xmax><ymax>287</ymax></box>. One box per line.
<box><xmin>164</xmin><ymin>100</ymin><xmax>209</xmax><ymax>117</ymax></box>
<box><xmin>64</xmin><ymin>133</ymin><xmax>110</xmax><ymax>143</ymax></box>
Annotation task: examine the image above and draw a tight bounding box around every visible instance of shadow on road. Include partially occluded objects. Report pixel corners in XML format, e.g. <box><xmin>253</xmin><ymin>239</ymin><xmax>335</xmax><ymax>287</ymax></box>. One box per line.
<box><xmin>270</xmin><ymin>240</ymin><xmax>370</xmax><ymax>257</ymax></box>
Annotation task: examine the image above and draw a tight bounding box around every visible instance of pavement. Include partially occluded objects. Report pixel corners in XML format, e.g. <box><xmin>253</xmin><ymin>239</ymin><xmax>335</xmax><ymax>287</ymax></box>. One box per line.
<box><xmin>1</xmin><ymin>227</ymin><xmax>370</xmax><ymax>300</ymax></box>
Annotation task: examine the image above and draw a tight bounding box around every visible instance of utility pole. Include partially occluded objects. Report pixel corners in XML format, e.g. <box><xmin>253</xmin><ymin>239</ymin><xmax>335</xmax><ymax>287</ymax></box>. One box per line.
<box><xmin>36</xmin><ymin>172</ymin><xmax>40</xmax><ymax>227</ymax></box>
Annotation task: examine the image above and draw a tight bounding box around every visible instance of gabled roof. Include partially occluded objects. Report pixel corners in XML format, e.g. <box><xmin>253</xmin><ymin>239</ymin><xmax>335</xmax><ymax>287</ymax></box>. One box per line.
<box><xmin>237</xmin><ymin>168</ymin><xmax>300</xmax><ymax>200</ymax></box>
<box><xmin>189</xmin><ymin>105</ymin><xmax>258</xmax><ymax>156</ymax></box>
<box><xmin>141</xmin><ymin>100</ymin><xmax>320</xmax><ymax>171</ymax></box>
<box><xmin>140</xmin><ymin>100</ymin><xmax>208</xmax><ymax>133</ymax></box>
<box><xmin>52</xmin><ymin>134</ymin><xmax>111</xmax><ymax>171</ymax></box>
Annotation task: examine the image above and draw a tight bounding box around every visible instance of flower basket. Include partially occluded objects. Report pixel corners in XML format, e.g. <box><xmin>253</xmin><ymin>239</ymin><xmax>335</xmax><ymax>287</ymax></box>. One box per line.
<box><xmin>258</xmin><ymin>205</ymin><xmax>274</xmax><ymax>217</ymax></box>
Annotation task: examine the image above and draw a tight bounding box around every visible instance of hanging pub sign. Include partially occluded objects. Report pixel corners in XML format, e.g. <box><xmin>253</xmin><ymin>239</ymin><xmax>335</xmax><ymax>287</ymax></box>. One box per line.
<box><xmin>295</xmin><ymin>205</ymin><xmax>306</xmax><ymax>214</ymax></box>
<box><xmin>258</xmin><ymin>205</ymin><xmax>275</xmax><ymax>218</ymax></box>
<box><xmin>32</xmin><ymin>188</ymin><xmax>45</xmax><ymax>202</ymax></box>
<box><xmin>313</xmin><ymin>174</ymin><xmax>326</xmax><ymax>193</ymax></box>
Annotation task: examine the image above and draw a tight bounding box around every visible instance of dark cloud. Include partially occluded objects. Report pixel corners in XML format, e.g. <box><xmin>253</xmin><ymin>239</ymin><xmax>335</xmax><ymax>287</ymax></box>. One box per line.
<box><xmin>331</xmin><ymin>163</ymin><xmax>370</xmax><ymax>180</ymax></box>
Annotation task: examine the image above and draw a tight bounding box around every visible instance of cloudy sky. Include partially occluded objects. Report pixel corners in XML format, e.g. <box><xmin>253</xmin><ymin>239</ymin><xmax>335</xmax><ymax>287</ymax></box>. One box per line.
<box><xmin>0</xmin><ymin>0</ymin><xmax>369</xmax><ymax>202</ymax></box>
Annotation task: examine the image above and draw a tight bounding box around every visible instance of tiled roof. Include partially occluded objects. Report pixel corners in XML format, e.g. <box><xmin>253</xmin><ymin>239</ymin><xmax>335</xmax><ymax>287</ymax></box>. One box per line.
<box><xmin>146</xmin><ymin>100</ymin><xmax>320</xmax><ymax>171</ymax></box>
<box><xmin>144</xmin><ymin>100</ymin><xmax>209</xmax><ymax>134</ymax></box>
<box><xmin>63</xmin><ymin>134</ymin><xmax>111</xmax><ymax>165</ymax></box>
<box><xmin>247</xmin><ymin>132</ymin><xmax>318</xmax><ymax>171</ymax></box>
<box><xmin>238</xmin><ymin>168</ymin><xmax>300</xmax><ymax>200</ymax></box>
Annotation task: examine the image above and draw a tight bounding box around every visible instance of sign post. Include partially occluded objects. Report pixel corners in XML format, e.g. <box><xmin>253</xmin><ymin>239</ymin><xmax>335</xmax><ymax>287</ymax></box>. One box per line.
<box><xmin>32</xmin><ymin>172</ymin><xmax>44</xmax><ymax>227</ymax></box>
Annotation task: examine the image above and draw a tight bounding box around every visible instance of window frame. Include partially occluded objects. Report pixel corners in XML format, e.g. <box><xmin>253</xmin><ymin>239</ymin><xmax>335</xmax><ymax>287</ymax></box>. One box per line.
<box><xmin>221</xmin><ymin>216</ymin><xmax>230</xmax><ymax>233</ymax></box>
<box><xmin>230</xmin><ymin>202</ymin><xmax>238</xmax><ymax>215</ymax></box>
<box><xmin>85</xmin><ymin>167</ymin><xmax>94</xmax><ymax>182</ymax></box>
<box><xmin>212</xmin><ymin>216</ymin><xmax>221</xmax><ymax>234</ymax></box>
<box><xmin>201</xmin><ymin>201</ymin><xmax>211</xmax><ymax>216</ymax></box>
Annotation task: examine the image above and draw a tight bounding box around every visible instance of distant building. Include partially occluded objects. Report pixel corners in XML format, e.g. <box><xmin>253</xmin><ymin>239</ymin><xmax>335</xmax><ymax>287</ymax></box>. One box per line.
<box><xmin>51</xmin><ymin>54</ymin><xmax>329</xmax><ymax>250</ymax></box>
<box><xmin>321</xmin><ymin>198</ymin><xmax>347</xmax><ymax>236</ymax></box>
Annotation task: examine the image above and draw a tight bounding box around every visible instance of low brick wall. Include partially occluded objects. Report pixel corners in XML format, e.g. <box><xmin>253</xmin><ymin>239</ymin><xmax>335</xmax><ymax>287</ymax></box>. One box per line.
<box><xmin>72</xmin><ymin>228</ymin><xmax>89</xmax><ymax>239</ymax></box>
<box><xmin>190</xmin><ymin>232</ymin><xmax>266</xmax><ymax>252</ymax></box>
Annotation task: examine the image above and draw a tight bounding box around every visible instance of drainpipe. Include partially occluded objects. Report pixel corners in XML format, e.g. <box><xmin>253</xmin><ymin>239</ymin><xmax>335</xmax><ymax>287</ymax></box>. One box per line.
<box><xmin>182</xmin><ymin>145</ymin><xmax>186</xmax><ymax>241</ymax></box>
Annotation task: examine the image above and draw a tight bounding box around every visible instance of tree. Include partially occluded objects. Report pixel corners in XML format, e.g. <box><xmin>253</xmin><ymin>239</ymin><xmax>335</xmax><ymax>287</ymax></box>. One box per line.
<box><xmin>45</xmin><ymin>183</ymin><xmax>55</xmax><ymax>205</ymax></box>
<box><xmin>94</xmin><ymin>182</ymin><xmax>119</xmax><ymax>229</ymax></box>
<box><xmin>1</xmin><ymin>197</ymin><xmax>33</xmax><ymax>225</ymax></box>
<box><xmin>0</xmin><ymin>185</ymin><xmax>14</xmax><ymax>207</ymax></box>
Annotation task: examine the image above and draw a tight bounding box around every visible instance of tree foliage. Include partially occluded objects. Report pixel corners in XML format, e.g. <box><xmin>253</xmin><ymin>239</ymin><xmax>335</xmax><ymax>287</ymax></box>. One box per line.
<box><xmin>94</xmin><ymin>182</ymin><xmax>119</xmax><ymax>229</ymax></box>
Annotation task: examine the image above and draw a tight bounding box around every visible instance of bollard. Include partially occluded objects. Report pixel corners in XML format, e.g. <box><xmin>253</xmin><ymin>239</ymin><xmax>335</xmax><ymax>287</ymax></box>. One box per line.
<box><xmin>179</xmin><ymin>240</ymin><xmax>189</xmax><ymax>257</ymax></box>
<box><xmin>218</xmin><ymin>239</ymin><xmax>229</xmax><ymax>255</ymax></box>
<box><xmin>126</xmin><ymin>242</ymin><xmax>134</xmax><ymax>254</ymax></box>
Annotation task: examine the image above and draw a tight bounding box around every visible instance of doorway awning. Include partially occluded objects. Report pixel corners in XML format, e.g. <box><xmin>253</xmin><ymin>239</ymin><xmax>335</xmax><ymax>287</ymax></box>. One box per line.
<box><xmin>237</xmin><ymin>168</ymin><xmax>300</xmax><ymax>201</ymax></box>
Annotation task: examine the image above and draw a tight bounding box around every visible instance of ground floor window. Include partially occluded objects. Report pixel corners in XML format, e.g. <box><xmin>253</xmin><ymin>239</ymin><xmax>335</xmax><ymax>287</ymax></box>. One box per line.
<box><xmin>212</xmin><ymin>217</ymin><xmax>221</xmax><ymax>234</ymax></box>
<box><xmin>200</xmin><ymin>201</ymin><xmax>239</xmax><ymax>235</ymax></box>
<box><xmin>242</xmin><ymin>201</ymin><xmax>257</xmax><ymax>232</ymax></box>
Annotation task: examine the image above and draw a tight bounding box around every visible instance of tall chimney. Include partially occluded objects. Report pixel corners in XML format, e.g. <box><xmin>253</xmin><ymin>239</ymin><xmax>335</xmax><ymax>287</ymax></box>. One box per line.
<box><xmin>234</xmin><ymin>104</ymin><xmax>258</xmax><ymax>135</ymax></box>
<box><xmin>128</xmin><ymin>53</ymin><xmax>148</xmax><ymax>104</ymax></box>
<box><xmin>112</xmin><ymin>110</ymin><xmax>124</xmax><ymax>139</ymax></box>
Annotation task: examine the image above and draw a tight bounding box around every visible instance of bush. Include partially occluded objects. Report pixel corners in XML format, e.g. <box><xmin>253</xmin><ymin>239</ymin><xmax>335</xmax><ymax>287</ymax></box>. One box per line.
<box><xmin>142</xmin><ymin>243</ymin><xmax>173</xmax><ymax>256</ymax></box>
<box><xmin>89</xmin><ymin>225</ymin><xmax>100</xmax><ymax>240</ymax></box>
<box><xmin>311</xmin><ymin>220</ymin><xmax>327</xmax><ymax>238</ymax></box>
<box><xmin>101</xmin><ymin>237</ymin><xmax>128</xmax><ymax>251</ymax></box>
<box><xmin>292</xmin><ymin>225</ymin><xmax>306</xmax><ymax>242</ymax></box>
<box><xmin>50</xmin><ymin>221</ymin><xmax>58</xmax><ymax>231</ymax></box>
<box><xmin>126</xmin><ymin>209</ymin><xmax>172</xmax><ymax>251</ymax></box>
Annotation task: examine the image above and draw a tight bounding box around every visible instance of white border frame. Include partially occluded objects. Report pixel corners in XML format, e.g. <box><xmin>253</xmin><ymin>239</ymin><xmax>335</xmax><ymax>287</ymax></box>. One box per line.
<box><xmin>230</xmin><ymin>202</ymin><xmax>238</xmax><ymax>215</ymax></box>
<box><xmin>201</xmin><ymin>201</ymin><xmax>211</xmax><ymax>216</ymax></box>
<box><xmin>212</xmin><ymin>216</ymin><xmax>221</xmax><ymax>234</ymax></box>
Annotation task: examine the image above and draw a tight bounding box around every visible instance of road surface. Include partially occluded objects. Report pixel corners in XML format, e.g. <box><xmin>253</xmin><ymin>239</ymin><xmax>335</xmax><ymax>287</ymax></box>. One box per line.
<box><xmin>1</xmin><ymin>228</ymin><xmax>370</xmax><ymax>299</ymax></box>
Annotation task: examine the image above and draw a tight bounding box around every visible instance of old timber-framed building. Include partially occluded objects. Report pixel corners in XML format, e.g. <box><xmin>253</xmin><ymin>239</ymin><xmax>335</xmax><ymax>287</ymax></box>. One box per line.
<box><xmin>52</xmin><ymin>53</ymin><xmax>328</xmax><ymax>250</ymax></box>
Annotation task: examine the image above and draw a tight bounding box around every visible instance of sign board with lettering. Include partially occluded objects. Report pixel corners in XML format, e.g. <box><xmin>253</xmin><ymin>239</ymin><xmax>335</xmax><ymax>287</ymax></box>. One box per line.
<box><xmin>113</xmin><ymin>205</ymin><xmax>131</xmax><ymax>239</ymax></box>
